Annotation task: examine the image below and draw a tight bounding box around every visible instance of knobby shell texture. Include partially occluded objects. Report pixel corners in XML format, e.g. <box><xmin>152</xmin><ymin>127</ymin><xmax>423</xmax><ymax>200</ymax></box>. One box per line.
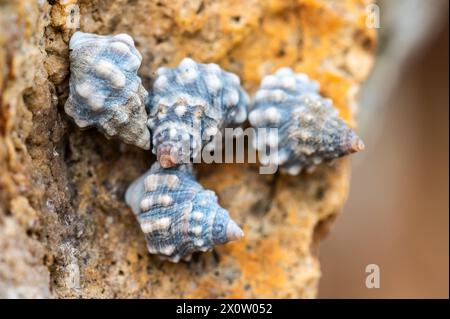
<box><xmin>65</xmin><ymin>31</ymin><xmax>151</xmax><ymax>149</ymax></box>
<box><xmin>125</xmin><ymin>163</ymin><xmax>244</xmax><ymax>262</ymax></box>
<box><xmin>148</xmin><ymin>58</ymin><xmax>249</xmax><ymax>168</ymax></box>
<box><xmin>249</xmin><ymin>68</ymin><xmax>365</xmax><ymax>175</ymax></box>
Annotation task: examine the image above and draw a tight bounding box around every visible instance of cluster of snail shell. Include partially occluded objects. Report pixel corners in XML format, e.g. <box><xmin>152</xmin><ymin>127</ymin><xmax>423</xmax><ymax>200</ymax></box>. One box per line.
<box><xmin>65</xmin><ymin>31</ymin><xmax>364</xmax><ymax>262</ymax></box>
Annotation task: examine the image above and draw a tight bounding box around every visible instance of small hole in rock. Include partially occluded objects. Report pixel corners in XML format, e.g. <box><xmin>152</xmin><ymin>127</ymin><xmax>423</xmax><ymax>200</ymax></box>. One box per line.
<box><xmin>196</xmin><ymin>1</ymin><xmax>205</xmax><ymax>14</ymax></box>
<box><xmin>315</xmin><ymin>187</ymin><xmax>325</xmax><ymax>200</ymax></box>
<box><xmin>231</xmin><ymin>16</ymin><xmax>241</xmax><ymax>23</ymax></box>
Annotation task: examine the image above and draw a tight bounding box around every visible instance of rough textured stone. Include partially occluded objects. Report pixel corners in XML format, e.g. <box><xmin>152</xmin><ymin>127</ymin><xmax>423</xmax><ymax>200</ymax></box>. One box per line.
<box><xmin>0</xmin><ymin>0</ymin><xmax>375</xmax><ymax>298</ymax></box>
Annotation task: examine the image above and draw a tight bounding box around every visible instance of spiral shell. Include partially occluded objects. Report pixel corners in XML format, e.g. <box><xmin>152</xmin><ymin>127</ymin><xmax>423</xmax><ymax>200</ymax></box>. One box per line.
<box><xmin>65</xmin><ymin>31</ymin><xmax>151</xmax><ymax>149</ymax></box>
<box><xmin>249</xmin><ymin>68</ymin><xmax>365</xmax><ymax>175</ymax></box>
<box><xmin>125</xmin><ymin>162</ymin><xmax>244</xmax><ymax>262</ymax></box>
<box><xmin>148</xmin><ymin>58</ymin><xmax>249</xmax><ymax>168</ymax></box>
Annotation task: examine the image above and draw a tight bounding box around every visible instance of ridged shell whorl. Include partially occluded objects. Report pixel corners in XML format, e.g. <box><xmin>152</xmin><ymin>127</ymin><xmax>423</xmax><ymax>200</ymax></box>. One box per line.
<box><xmin>249</xmin><ymin>68</ymin><xmax>365</xmax><ymax>175</ymax></box>
<box><xmin>125</xmin><ymin>162</ymin><xmax>244</xmax><ymax>262</ymax></box>
<box><xmin>65</xmin><ymin>31</ymin><xmax>151</xmax><ymax>149</ymax></box>
<box><xmin>148</xmin><ymin>58</ymin><xmax>249</xmax><ymax>168</ymax></box>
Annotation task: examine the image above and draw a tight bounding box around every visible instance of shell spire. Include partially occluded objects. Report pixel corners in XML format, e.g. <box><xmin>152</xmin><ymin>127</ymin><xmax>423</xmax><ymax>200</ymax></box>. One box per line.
<box><xmin>65</xmin><ymin>31</ymin><xmax>151</xmax><ymax>149</ymax></box>
<box><xmin>249</xmin><ymin>68</ymin><xmax>364</xmax><ymax>175</ymax></box>
<box><xmin>148</xmin><ymin>58</ymin><xmax>249</xmax><ymax>167</ymax></box>
<box><xmin>125</xmin><ymin>162</ymin><xmax>244</xmax><ymax>262</ymax></box>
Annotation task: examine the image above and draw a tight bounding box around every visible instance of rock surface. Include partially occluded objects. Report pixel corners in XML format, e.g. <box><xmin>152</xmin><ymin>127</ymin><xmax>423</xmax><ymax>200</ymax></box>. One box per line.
<box><xmin>0</xmin><ymin>0</ymin><xmax>375</xmax><ymax>298</ymax></box>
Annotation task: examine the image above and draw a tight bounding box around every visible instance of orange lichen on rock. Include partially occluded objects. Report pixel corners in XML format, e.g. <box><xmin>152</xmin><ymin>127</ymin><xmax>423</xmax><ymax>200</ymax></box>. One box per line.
<box><xmin>211</xmin><ymin>0</ymin><xmax>375</xmax><ymax>125</ymax></box>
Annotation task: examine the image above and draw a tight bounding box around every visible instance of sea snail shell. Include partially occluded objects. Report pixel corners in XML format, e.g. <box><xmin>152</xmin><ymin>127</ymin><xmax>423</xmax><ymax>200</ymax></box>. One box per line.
<box><xmin>65</xmin><ymin>31</ymin><xmax>151</xmax><ymax>149</ymax></box>
<box><xmin>125</xmin><ymin>162</ymin><xmax>244</xmax><ymax>262</ymax></box>
<box><xmin>147</xmin><ymin>58</ymin><xmax>249</xmax><ymax>168</ymax></box>
<box><xmin>249</xmin><ymin>68</ymin><xmax>365</xmax><ymax>175</ymax></box>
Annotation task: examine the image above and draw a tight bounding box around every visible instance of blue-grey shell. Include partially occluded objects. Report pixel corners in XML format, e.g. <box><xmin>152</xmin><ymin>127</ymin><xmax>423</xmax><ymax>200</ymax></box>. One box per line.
<box><xmin>65</xmin><ymin>31</ymin><xmax>151</xmax><ymax>149</ymax></box>
<box><xmin>125</xmin><ymin>162</ymin><xmax>244</xmax><ymax>262</ymax></box>
<box><xmin>249</xmin><ymin>68</ymin><xmax>364</xmax><ymax>175</ymax></box>
<box><xmin>147</xmin><ymin>58</ymin><xmax>249</xmax><ymax>167</ymax></box>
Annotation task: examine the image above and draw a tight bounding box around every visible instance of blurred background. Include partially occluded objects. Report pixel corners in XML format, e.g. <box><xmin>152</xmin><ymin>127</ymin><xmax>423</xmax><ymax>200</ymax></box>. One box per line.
<box><xmin>319</xmin><ymin>0</ymin><xmax>449</xmax><ymax>298</ymax></box>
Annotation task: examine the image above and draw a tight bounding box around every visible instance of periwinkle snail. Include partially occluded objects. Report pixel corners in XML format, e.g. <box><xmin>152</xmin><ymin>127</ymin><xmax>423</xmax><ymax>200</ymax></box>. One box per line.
<box><xmin>248</xmin><ymin>68</ymin><xmax>364</xmax><ymax>175</ymax></box>
<box><xmin>125</xmin><ymin>162</ymin><xmax>244</xmax><ymax>262</ymax></box>
<box><xmin>65</xmin><ymin>31</ymin><xmax>151</xmax><ymax>149</ymax></box>
<box><xmin>148</xmin><ymin>58</ymin><xmax>249</xmax><ymax>168</ymax></box>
